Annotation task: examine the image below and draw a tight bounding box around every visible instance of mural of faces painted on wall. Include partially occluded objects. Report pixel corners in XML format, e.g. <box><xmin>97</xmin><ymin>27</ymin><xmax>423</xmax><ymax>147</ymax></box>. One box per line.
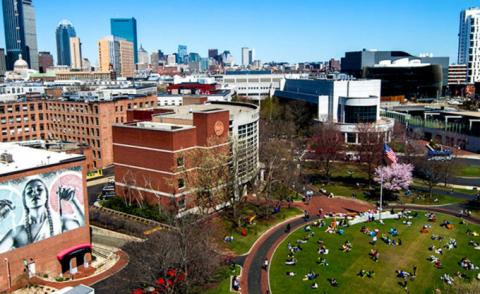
<box><xmin>0</xmin><ymin>167</ymin><xmax>85</xmax><ymax>254</ymax></box>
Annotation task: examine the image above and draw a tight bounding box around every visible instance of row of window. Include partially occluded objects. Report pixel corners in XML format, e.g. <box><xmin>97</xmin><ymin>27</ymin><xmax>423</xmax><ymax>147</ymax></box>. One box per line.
<box><xmin>0</xmin><ymin>103</ymin><xmax>43</xmax><ymax>114</ymax></box>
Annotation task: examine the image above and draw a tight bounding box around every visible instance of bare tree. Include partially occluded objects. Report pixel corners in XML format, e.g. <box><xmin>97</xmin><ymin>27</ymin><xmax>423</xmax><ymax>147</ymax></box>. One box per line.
<box><xmin>356</xmin><ymin>123</ymin><xmax>385</xmax><ymax>186</ymax></box>
<box><xmin>414</xmin><ymin>156</ymin><xmax>445</xmax><ymax>199</ymax></box>
<box><xmin>312</xmin><ymin>123</ymin><xmax>345</xmax><ymax>183</ymax></box>
<box><xmin>121</xmin><ymin>169</ymin><xmax>145</xmax><ymax>208</ymax></box>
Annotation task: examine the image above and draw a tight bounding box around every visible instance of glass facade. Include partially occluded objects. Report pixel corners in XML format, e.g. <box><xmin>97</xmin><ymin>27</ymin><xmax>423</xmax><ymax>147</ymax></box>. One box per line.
<box><xmin>2</xmin><ymin>0</ymin><xmax>28</xmax><ymax>70</ymax></box>
<box><xmin>111</xmin><ymin>18</ymin><xmax>138</xmax><ymax>63</ymax></box>
<box><xmin>344</xmin><ymin>105</ymin><xmax>377</xmax><ymax>123</ymax></box>
<box><xmin>55</xmin><ymin>20</ymin><xmax>76</xmax><ymax>66</ymax></box>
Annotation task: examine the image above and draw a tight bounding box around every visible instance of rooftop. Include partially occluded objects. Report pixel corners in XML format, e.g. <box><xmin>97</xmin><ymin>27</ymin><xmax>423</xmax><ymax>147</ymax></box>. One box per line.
<box><xmin>155</xmin><ymin>102</ymin><xmax>258</xmax><ymax>121</ymax></box>
<box><xmin>0</xmin><ymin>143</ymin><xmax>83</xmax><ymax>175</ymax></box>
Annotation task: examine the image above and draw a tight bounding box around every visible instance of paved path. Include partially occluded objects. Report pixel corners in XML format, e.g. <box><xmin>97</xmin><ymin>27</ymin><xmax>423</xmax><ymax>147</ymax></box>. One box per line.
<box><xmin>240</xmin><ymin>197</ymin><xmax>480</xmax><ymax>294</ymax></box>
<box><xmin>31</xmin><ymin>249</ymin><xmax>129</xmax><ymax>289</ymax></box>
<box><xmin>240</xmin><ymin>196</ymin><xmax>374</xmax><ymax>294</ymax></box>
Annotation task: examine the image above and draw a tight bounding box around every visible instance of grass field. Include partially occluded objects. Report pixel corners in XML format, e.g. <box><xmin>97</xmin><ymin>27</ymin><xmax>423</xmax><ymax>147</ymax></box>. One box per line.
<box><xmin>221</xmin><ymin>207</ymin><xmax>302</xmax><ymax>255</ymax></box>
<box><xmin>204</xmin><ymin>265</ymin><xmax>241</xmax><ymax>294</ymax></box>
<box><xmin>454</xmin><ymin>165</ymin><xmax>480</xmax><ymax>178</ymax></box>
<box><xmin>271</xmin><ymin>212</ymin><xmax>480</xmax><ymax>293</ymax></box>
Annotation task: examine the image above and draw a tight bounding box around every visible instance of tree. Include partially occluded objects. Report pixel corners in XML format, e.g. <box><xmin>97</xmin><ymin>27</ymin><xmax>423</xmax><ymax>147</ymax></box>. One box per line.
<box><xmin>374</xmin><ymin>164</ymin><xmax>413</xmax><ymax>192</ymax></box>
<box><xmin>414</xmin><ymin>157</ymin><xmax>446</xmax><ymax>199</ymax></box>
<box><xmin>175</xmin><ymin>136</ymin><xmax>233</xmax><ymax>216</ymax></box>
<box><xmin>356</xmin><ymin>123</ymin><xmax>385</xmax><ymax>186</ymax></box>
<box><xmin>95</xmin><ymin>214</ymin><xmax>220</xmax><ymax>294</ymax></box>
<box><xmin>312</xmin><ymin>123</ymin><xmax>345</xmax><ymax>183</ymax></box>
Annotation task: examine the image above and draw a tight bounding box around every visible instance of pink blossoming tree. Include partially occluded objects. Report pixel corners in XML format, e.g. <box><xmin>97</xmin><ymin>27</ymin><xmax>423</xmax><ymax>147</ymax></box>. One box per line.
<box><xmin>374</xmin><ymin>163</ymin><xmax>414</xmax><ymax>192</ymax></box>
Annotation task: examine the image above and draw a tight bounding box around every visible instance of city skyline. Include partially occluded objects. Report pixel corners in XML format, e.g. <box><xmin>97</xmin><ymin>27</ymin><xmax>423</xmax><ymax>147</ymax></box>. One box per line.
<box><xmin>0</xmin><ymin>0</ymin><xmax>474</xmax><ymax>65</ymax></box>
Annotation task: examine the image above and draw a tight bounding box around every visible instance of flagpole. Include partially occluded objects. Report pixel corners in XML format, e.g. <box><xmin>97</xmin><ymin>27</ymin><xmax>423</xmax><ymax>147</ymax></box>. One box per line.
<box><xmin>379</xmin><ymin>170</ymin><xmax>383</xmax><ymax>223</ymax></box>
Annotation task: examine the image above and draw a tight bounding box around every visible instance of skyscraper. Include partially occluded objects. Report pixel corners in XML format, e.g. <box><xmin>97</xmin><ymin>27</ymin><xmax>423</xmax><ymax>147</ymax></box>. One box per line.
<box><xmin>22</xmin><ymin>0</ymin><xmax>38</xmax><ymax>70</ymax></box>
<box><xmin>98</xmin><ymin>36</ymin><xmax>134</xmax><ymax>78</ymax></box>
<box><xmin>208</xmin><ymin>49</ymin><xmax>218</xmax><ymax>59</ymax></box>
<box><xmin>38</xmin><ymin>51</ymin><xmax>53</xmax><ymax>73</ymax></box>
<box><xmin>2</xmin><ymin>0</ymin><xmax>38</xmax><ymax>70</ymax></box>
<box><xmin>111</xmin><ymin>18</ymin><xmax>138</xmax><ymax>63</ymax></box>
<box><xmin>69</xmin><ymin>37</ymin><xmax>82</xmax><ymax>70</ymax></box>
<box><xmin>241</xmin><ymin>47</ymin><xmax>250</xmax><ymax>67</ymax></box>
<box><xmin>249</xmin><ymin>48</ymin><xmax>256</xmax><ymax>65</ymax></box>
<box><xmin>138</xmin><ymin>44</ymin><xmax>149</xmax><ymax>65</ymax></box>
<box><xmin>0</xmin><ymin>48</ymin><xmax>6</xmax><ymax>75</ymax></box>
<box><xmin>56</xmin><ymin>19</ymin><xmax>76</xmax><ymax>66</ymax></box>
<box><xmin>458</xmin><ymin>7</ymin><xmax>480</xmax><ymax>83</ymax></box>
<box><xmin>177</xmin><ymin>45</ymin><xmax>187</xmax><ymax>64</ymax></box>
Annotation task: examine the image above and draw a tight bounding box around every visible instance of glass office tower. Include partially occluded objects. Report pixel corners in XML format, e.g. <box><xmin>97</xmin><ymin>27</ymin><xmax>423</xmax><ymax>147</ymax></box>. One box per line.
<box><xmin>111</xmin><ymin>18</ymin><xmax>138</xmax><ymax>64</ymax></box>
<box><xmin>55</xmin><ymin>19</ymin><xmax>76</xmax><ymax>66</ymax></box>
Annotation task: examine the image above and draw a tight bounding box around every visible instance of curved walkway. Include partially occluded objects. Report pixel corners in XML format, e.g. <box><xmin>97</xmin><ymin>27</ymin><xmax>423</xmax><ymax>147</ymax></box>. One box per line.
<box><xmin>240</xmin><ymin>198</ymin><xmax>480</xmax><ymax>294</ymax></box>
<box><xmin>31</xmin><ymin>249</ymin><xmax>129</xmax><ymax>289</ymax></box>
<box><xmin>240</xmin><ymin>196</ymin><xmax>374</xmax><ymax>294</ymax></box>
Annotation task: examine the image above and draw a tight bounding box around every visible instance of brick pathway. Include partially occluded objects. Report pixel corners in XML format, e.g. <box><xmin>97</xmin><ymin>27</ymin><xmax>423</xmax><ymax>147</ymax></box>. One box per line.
<box><xmin>31</xmin><ymin>249</ymin><xmax>129</xmax><ymax>289</ymax></box>
<box><xmin>240</xmin><ymin>195</ymin><xmax>374</xmax><ymax>294</ymax></box>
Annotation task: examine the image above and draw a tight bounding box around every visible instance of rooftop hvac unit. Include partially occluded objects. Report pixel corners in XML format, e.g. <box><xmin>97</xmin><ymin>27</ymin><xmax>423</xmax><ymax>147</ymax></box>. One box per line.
<box><xmin>0</xmin><ymin>151</ymin><xmax>14</xmax><ymax>164</ymax></box>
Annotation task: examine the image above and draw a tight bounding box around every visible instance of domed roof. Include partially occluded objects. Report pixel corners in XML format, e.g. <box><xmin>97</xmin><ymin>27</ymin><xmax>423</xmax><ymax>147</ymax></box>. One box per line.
<box><xmin>14</xmin><ymin>54</ymin><xmax>29</xmax><ymax>69</ymax></box>
<box><xmin>58</xmin><ymin>19</ymin><xmax>73</xmax><ymax>27</ymax></box>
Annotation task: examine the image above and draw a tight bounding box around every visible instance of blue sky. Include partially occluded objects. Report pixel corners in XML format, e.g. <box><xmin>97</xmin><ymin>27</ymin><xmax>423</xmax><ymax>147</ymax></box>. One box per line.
<box><xmin>0</xmin><ymin>0</ymin><xmax>477</xmax><ymax>65</ymax></box>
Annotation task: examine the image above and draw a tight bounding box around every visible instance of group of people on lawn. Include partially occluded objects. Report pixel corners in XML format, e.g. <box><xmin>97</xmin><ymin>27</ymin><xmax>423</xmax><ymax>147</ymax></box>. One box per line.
<box><xmin>277</xmin><ymin>209</ymin><xmax>480</xmax><ymax>290</ymax></box>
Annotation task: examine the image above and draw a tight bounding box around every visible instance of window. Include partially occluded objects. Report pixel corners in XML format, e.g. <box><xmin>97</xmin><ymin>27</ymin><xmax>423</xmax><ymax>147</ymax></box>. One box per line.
<box><xmin>347</xmin><ymin>133</ymin><xmax>356</xmax><ymax>143</ymax></box>
<box><xmin>344</xmin><ymin>105</ymin><xmax>377</xmax><ymax>123</ymax></box>
<box><xmin>178</xmin><ymin>178</ymin><xmax>185</xmax><ymax>189</ymax></box>
<box><xmin>176</xmin><ymin>156</ymin><xmax>184</xmax><ymax>167</ymax></box>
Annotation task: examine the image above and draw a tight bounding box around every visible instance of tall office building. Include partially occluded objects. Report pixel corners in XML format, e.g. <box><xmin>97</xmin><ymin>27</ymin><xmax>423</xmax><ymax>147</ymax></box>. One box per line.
<box><xmin>111</xmin><ymin>18</ymin><xmax>138</xmax><ymax>63</ymax></box>
<box><xmin>0</xmin><ymin>48</ymin><xmax>6</xmax><ymax>75</ymax></box>
<box><xmin>241</xmin><ymin>47</ymin><xmax>250</xmax><ymax>66</ymax></box>
<box><xmin>56</xmin><ymin>19</ymin><xmax>76</xmax><ymax>66</ymax></box>
<box><xmin>2</xmin><ymin>0</ymin><xmax>38</xmax><ymax>70</ymax></box>
<box><xmin>69</xmin><ymin>37</ymin><xmax>82</xmax><ymax>70</ymax></box>
<box><xmin>177</xmin><ymin>45</ymin><xmax>187</xmax><ymax>64</ymax></box>
<box><xmin>98</xmin><ymin>36</ymin><xmax>134</xmax><ymax>78</ymax></box>
<box><xmin>22</xmin><ymin>0</ymin><xmax>38</xmax><ymax>70</ymax></box>
<box><xmin>150</xmin><ymin>52</ymin><xmax>159</xmax><ymax>70</ymax></box>
<box><xmin>458</xmin><ymin>7</ymin><xmax>480</xmax><ymax>83</ymax></box>
<box><xmin>249</xmin><ymin>48</ymin><xmax>256</xmax><ymax>65</ymax></box>
<box><xmin>208</xmin><ymin>49</ymin><xmax>218</xmax><ymax>59</ymax></box>
<box><xmin>138</xmin><ymin>44</ymin><xmax>149</xmax><ymax>65</ymax></box>
<box><xmin>38</xmin><ymin>51</ymin><xmax>53</xmax><ymax>73</ymax></box>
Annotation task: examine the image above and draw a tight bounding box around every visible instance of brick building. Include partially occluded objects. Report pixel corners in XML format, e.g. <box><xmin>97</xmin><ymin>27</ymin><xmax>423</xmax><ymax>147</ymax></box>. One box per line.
<box><xmin>113</xmin><ymin>102</ymin><xmax>260</xmax><ymax>211</ymax></box>
<box><xmin>0</xmin><ymin>143</ymin><xmax>90</xmax><ymax>292</ymax></box>
<box><xmin>0</xmin><ymin>95</ymin><xmax>157</xmax><ymax>170</ymax></box>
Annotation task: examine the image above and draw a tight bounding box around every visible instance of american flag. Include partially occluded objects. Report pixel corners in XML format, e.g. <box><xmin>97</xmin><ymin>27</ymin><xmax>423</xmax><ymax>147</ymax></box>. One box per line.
<box><xmin>384</xmin><ymin>144</ymin><xmax>397</xmax><ymax>165</ymax></box>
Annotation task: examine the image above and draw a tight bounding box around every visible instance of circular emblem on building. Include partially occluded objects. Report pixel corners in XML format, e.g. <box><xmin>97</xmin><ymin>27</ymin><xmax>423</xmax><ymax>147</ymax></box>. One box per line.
<box><xmin>214</xmin><ymin>121</ymin><xmax>225</xmax><ymax>136</ymax></box>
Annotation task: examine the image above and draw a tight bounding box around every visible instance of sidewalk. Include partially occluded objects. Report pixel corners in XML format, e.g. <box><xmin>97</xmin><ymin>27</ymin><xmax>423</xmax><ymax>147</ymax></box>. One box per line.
<box><xmin>31</xmin><ymin>249</ymin><xmax>129</xmax><ymax>289</ymax></box>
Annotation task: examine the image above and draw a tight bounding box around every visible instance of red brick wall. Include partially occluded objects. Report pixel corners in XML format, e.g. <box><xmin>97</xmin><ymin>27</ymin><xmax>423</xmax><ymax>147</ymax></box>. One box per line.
<box><xmin>0</xmin><ymin>159</ymin><xmax>90</xmax><ymax>292</ymax></box>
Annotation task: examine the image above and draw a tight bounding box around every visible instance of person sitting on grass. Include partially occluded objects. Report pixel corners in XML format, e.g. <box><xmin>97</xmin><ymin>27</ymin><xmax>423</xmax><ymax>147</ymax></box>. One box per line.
<box><xmin>446</xmin><ymin>238</ymin><xmax>457</xmax><ymax>250</ymax></box>
<box><xmin>434</xmin><ymin>259</ymin><xmax>443</xmax><ymax>269</ymax></box>
<box><xmin>328</xmin><ymin>278</ymin><xmax>338</xmax><ymax>287</ymax></box>
<box><xmin>285</xmin><ymin>257</ymin><xmax>297</xmax><ymax>266</ymax></box>
<box><xmin>318</xmin><ymin>245</ymin><xmax>329</xmax><ymax>255</ymax></box>
<box><xmin>367</xmin><ymin>270</ymin><xmax>375</xmax><ymax>278</ymax></box>
<box><xmin>297</xmin><ymin>239</ymin><xmax>308</xmax><ymax>244</ymax></box>
<box><xmin>389</xmin><ymin>228</ymin><xmax>398</xmax><ymax>236</ymax></box>
<box><xmin>369</xmin><ymin>249</ymin><xmax>380</xmax><ymax>262</ymax></box>
<box><xmin>441</xmin><ymin>273</ymin><xmax>454</xmax><ymax>285</ymax></box>
<box><xmin>286</xmin><ymin>271</ymin><xmax>296</xmax><ymax>276</ymax></box>
<box><xmin>232</xmin><ymin>276</ymin><xmax>240</xmax><ymax>291</ymax></box>
<box><xmin>303</xmin><ymin>271</ymin><xmax>318</xmax><ymax>281</ymax></box>
<box><xmin>311</xmin><ymin>283</ymin><xmax>318</xmax><ymax>289</ymax></box>
<box><xmin>224</xmin><ymin>235</ymin><xmax>234</xmax><ymax>242</ymax></box>
<box><xmin>435</xmin><ymin>248</ymin><xmax>443</xmax><ymax>255</ymax></box>
<box><xmin>360</xmin><ymin>226</ymin><xmax>370</xmax><ymax>234</ymax></box>
<box><xmin>420</xmin><ymin>225</ymin><xmax>429</xmax><ymax>234</ymax></box>
<box><xmin>317</xmin><ymin>257</ymin><xmax>328</xmax><ymax>266</ymax></box>
<box><xmin>317</xmin><ymin>239</ymin><xmax>324</xmax><ymax>245</ymax></box>
<box><xmin>358</xmin><ymin>269</ymin><xmax>368</xmax><ymax>278</ymax></box>
<box><xmin>341</xmin><ymin>241</ymin><xmax>352</xmax><ymax>252</ymax></box>
<box><xmin>304</xmin><ymin>225</ymin><xmax>312</xmax><ymax>232</ymax></box>
<box><xmin>396</xmin><ymin>270</ymin><xmax>410</xmax><ymax>279</ymax></box>
<box><xmin>469</xmin><ymin>240</ymin><xmax>480</xmax><ymax>250</ymax></box>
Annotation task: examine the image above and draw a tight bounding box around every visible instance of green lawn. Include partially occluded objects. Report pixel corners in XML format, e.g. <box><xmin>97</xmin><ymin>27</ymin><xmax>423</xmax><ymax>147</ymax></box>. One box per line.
<box><xmin>454</xmin><ymin>165</ymin><xmax>480</xmax><ymax>178</ymax></box>
<box><xmin>222</xmin><ymin>207</ymin><xmax>302</xmax><ymax>255</ymax></box>
<box><xmin>204</xmin><ymin>265</ymin><xmax>241</xmax><ymax>294</ymax></box>
<box><xmin>271</xmin><ymin>212</ymin><xmax>480</xmax><ymax>293</ymax></box>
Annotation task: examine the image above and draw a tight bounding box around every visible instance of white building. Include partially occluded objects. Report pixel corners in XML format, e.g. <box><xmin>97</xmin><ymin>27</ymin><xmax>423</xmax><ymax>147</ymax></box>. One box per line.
<box><xmin>275</xmin><ymin>79</ymin><xmax>394</xmax><ymax>144</ymax></box>
<box><xmin>218</xmin><ymin>71</ymin><xmax>305</xmax><ymax>100</ymax></box>
<box><xmin>241</xmin><ymin>47</ymin><xmax>250</xmax><ymax>67</ymax></box>
<box><xmin>166</xmin><ymin>54</ymin><xmax>176</xmax><ymax>65</ymax></box>
<box><xmin>458</xmin><ymin>7</ymin><xmax>480</xmax><ymax>83</ymax></box>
